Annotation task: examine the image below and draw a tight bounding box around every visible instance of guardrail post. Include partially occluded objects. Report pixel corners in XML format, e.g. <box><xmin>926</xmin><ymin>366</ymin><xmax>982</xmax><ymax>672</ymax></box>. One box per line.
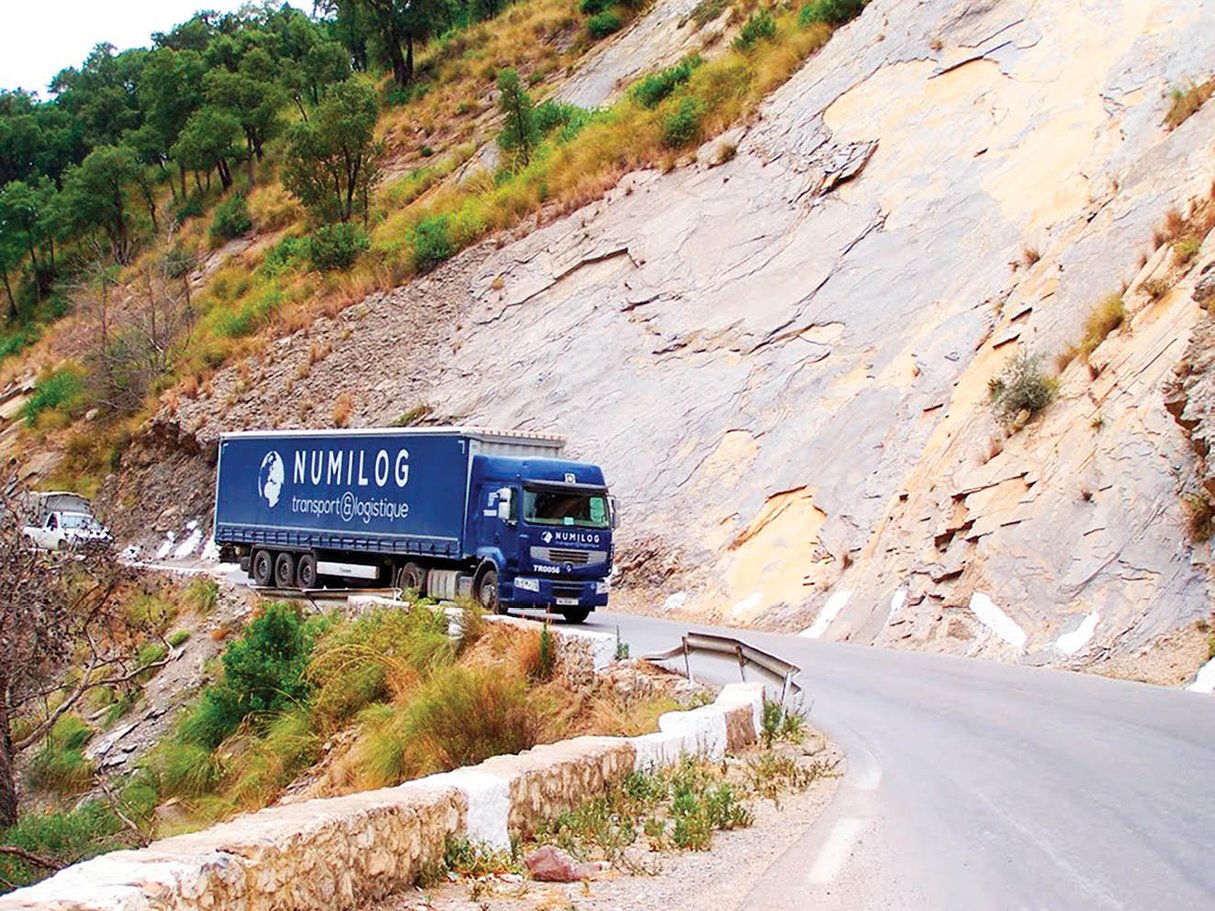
<box><xmin>736</xmin><ymin>643</ymin><xmax>747</xmax><ymax>682</ymax></box>
<box><xmin>683</xmin><ymin>636</ymin><xmax>693</xmax><ymax>683</ymax></box>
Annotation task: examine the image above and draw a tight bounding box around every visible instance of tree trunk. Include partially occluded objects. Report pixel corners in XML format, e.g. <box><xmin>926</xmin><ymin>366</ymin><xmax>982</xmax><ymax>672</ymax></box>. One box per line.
<box><xmin>0</xmin><ymin>692</ymin><xmax>18</xmax><ymax>827</ymax></box>
<box><xmin>405</xmin><ymin>34</ymin><xmax>414</xmax><ymax>84</ymax></box>
<box><xmin>389</xmin><ymin>39</ymin><xmax>408</xmax><ymax>88</ymax></box>
<box><xmin>180</xmin><ymin>164</ymin><xmax>188</xmax><ymax>200</ymax></box>
<box><xmin>246</xmin><ymin>139</ymin><xmax>256</xmax><ymax>188</ymax></box>
<box><xmin>24</xmin><ymin>236</ymin><xmax>40</xmax><ymax>303</ymax></box>
<box><xmin>1</xmin><ymin>270</ymin><xmax>17</xmax><ymax>322</ymax></box>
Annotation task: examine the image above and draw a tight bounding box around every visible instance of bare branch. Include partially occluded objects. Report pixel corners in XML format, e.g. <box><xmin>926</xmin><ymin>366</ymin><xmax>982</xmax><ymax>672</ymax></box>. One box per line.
<box><xmin>0</xmin><ymin>845</ymin><xmax>59</xmax><ymax>870</ymax></box>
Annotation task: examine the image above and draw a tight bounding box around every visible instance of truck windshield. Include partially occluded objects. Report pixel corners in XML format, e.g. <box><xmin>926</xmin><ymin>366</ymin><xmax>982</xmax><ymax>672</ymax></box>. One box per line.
<box><xmin>523</xmin><ymin>488</ymin><xmax>610</xmax><ymax>528</ymax></box>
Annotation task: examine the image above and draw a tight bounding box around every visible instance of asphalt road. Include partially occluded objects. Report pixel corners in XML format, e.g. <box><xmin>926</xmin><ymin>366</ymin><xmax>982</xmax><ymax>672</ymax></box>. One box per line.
<box><xmin>579</xmin><ymin>610</ymin><xmax>1215</xmax><ymax>911</ymax></box>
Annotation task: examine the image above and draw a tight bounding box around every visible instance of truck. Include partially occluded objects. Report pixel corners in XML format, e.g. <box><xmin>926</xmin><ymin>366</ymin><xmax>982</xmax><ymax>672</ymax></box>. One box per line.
<box><xmin>22</xmin><ymin>509</ymin><xmax>110</xmax><ymax>551</ymax></box>
<box><xmin>212</xmin><ymin>427</ymin><xmax>617</xmax><ymax>623</ymax></box>
<box><xmin>19</xmin><ymin>491</ymin><xmax>110</xmax><ymax>551</ymax></box>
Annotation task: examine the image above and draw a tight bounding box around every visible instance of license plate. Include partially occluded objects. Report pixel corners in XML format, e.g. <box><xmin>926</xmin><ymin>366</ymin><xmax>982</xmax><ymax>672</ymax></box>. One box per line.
<box><xmin>556</xmin><ymin>597</ymin><xmax>579</xmax><ymax>606</ymax></box>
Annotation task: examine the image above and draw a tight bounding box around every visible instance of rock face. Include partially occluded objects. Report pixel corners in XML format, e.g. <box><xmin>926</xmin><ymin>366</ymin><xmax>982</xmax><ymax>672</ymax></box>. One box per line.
<box><xmin>169</xmin><ymin>0</ymin><xmax>1215</xmax><ymax>667</ymax></box>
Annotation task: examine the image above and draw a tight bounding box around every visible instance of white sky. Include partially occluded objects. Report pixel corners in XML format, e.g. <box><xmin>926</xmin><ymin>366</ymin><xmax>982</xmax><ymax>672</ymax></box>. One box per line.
<box><xmin>0</xmin><ymin>1</ymin><xmax>312</xmax><ymax>96</ymax></box>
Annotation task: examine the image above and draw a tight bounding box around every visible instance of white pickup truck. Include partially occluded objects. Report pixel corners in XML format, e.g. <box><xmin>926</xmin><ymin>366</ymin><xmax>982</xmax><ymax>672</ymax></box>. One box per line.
<box><xmin>23</xmin><ymin>510</ymin><xmax>110</xmax><ymax>550</ymax></box>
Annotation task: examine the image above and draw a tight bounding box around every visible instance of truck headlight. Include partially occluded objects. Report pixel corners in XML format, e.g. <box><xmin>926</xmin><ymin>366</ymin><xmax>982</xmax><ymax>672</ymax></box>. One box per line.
<box><xmin>596</xmin><ymin>580</ymin><xmax>610</xmax><ymax>595</ymax></box>
<box><xmin>515</xmin><ymin>577</ymin><xmax>540</xmax><ymax>593</ymax></box>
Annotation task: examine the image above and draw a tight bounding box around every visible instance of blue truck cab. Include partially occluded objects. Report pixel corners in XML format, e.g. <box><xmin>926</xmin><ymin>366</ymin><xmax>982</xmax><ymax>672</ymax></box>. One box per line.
<box><xmin>213</xmin><ymin>427</ymin><xmax>616</xmax><ymax>622</ymax></box>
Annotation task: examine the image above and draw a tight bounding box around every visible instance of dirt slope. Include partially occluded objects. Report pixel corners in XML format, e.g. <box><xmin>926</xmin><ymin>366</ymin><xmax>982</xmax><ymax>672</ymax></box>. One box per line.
<box><xmin>164</xmin><ymin>0</ymin><xmax>1215</xmax><ymax>671</ymax></box>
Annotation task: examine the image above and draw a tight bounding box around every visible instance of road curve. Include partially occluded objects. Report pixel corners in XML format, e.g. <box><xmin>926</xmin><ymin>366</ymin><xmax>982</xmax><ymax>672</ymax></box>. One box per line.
<box><xmin>582</xmin><ymin>610</ymin><xmax>1215</xmax><ymax>911</ymax></box>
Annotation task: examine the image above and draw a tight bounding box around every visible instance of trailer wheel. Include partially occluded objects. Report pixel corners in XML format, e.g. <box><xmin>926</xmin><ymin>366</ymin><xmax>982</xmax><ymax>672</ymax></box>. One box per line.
<box><xmin>251</xmin><ymin>549</ymin><xmax>273</xmax><ymax>587</ymax></box>
<box><xmin>477</xmin><ymin>569</ymin><xmax>505</xmax><ymax>614</ymax></box>
<box><xmin>396</xmin><ymin>561</ymin><xmax>426</xmax><ymax>595</ymax></box>
<box><xmin>561</xmin><ymin>608</ymin><xmax>591</xmax><ymax>624</ymax></box>
<box><xmin>274</xmin><ymin>552</ymin><xmax>297</xmax><ymax>588</ymax></box>
<box><xmin>297</xmin><ymin>554</ymin><xmax>318</xmax><ymax>589</ymax></box>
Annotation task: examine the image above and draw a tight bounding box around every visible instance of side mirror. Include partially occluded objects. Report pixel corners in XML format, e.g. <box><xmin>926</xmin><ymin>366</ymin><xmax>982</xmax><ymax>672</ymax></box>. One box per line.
<box><xmin>496</xmin><ymin>488</ymin><xmax>514</xmax><ymax>523</ymax></box>
<box><xmin>609</xmin><ymin>496</ymin><xmax>620</xmax><ymax>530</ymax></box>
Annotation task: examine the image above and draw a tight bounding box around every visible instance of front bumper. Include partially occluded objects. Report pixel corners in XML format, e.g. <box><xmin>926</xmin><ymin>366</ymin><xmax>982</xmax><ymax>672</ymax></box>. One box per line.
<box><xmin>504</xmin><ymin>576</ymin><xmax>609</xmax><ymax>609</ymax></box>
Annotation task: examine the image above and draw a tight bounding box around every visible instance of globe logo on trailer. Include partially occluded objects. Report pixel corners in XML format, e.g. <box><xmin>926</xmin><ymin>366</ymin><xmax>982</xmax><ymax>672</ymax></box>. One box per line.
<box><xmin>258</xmin><ymin>451</ymin><xmax>285</xmax><ymax>507</ymax></box>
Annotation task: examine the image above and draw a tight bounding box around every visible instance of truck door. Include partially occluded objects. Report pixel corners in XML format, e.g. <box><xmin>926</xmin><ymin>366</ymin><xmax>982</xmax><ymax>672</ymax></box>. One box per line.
<box><xmin>480</xmin><ymin>485</ymin><xmax>519</xmax><ymax>569</ymax></box>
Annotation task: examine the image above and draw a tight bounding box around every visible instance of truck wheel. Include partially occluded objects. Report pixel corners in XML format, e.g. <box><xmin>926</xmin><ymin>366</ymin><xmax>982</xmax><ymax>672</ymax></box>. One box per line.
<box><xmin>297</xmin><ymin>554</ymin><xmax>318</xmax><ymax>589</ymax></box>
<box><xmin>396</xmin><ymin>561</ymin><xmax>426</xmax><ymax>595</ymax></box>
<box><xmin>477</xmin><ymin>569</ymin><xmax>506</xmax><ymax>614</ymax></box>
<box><xmin>251</xmin><ymin>549</ymin><xmax>274</xmax><ymax>587</ymax></box>
<box><xmin>274</xmin><ymin>552</ymin><xmax>297</xmax><ymax>588</ymax></box>
<box><xmin>561</xmin><ymin>608</ymin><xmax>591</xmax><ymax>624</ymax></box>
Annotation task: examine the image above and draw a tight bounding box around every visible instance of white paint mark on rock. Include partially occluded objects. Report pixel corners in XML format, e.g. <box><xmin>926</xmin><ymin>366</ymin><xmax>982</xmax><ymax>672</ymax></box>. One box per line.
<box><xmin>155</xmin><ymin>533</ymin><xmax>175</xmax><ymax>560</ymax></box>
<box><xmin>968</xmin><ymin>592</ymin><xmax>1027</xmax><ymax>649</ymax></box>
<box><xmin>174</xmin><ymin>526</ymin><xmax>203</xmax><ymax>559</ymax></box>
<box><xmin>887</xmin><ymin>588</ymin><xmax>907</xmax><ymax>624</ymax></box>
<box><xmin>808</xmin><ymin>817</ymin><xmax>869</xmax><ymax>884</ymax></box>
<box><xmin>1055</xmin><ymin>611</ymin><xmax>1100</xmax><ymax>656</ymax></box>
<box><xmin>800</xmin><ymin>590</ymin><xmax>853</xmax><ymax>638</ymax></box>
<box><xmin>663</xmin><ymin>591</ymin><xmax>687</xmax><ymax>612</ymax></box>
<box><xmin>1186</xmin><ymin>657</ymin><xmax>1215</xmax><ymax>694</ymax></box>
<box><xmin>729</xmin><ymin>591</ymin><xmax>763</xmax><ymax>619</ymax></box>
<box><xmin>201</xmin><ymin>537</ymin><xmax>220</xmax><ymax>562</ymax></box>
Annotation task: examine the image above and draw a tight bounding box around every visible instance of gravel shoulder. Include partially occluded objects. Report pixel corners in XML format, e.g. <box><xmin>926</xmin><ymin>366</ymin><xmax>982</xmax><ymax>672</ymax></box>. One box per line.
<box><xmin>372</xmin><ymin>734</ymin><xmax>843</xmax><ymax>911</ymax></box>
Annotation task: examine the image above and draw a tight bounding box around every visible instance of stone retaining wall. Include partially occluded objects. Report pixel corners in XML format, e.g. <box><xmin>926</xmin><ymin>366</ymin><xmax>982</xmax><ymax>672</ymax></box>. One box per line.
<box><xmin>0</xmin><ymin>682</ymin><xmax>764</xmax><ymax>911</ymax></box>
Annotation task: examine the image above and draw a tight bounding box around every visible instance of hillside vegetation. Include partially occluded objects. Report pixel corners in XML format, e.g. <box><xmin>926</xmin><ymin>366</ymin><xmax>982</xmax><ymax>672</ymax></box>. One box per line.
<box><xmin>0</xmin><ymin>0</ymin><xmax>862</xmax><ymax>498</ymax></box>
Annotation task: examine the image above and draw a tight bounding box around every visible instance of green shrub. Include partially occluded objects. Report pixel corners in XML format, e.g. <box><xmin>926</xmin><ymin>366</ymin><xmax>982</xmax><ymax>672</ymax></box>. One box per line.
<box><xmin>579</xmin><ymin>0</ymin><xmax>611</xmax><ymax>14</ymax></box>
<box><xmin>22</xmin><ymin>367</ymin><xmax>84</xmax><ymax>426</ymax></box>
<box><xmin>0</xmin><ymin>327</ymin><xmax>36</xmax><ymax>363</ymax></box>
<box><xmin>631</xmin><ymin>55</ymin><xmax>703</xmax><ymax>109</ymax></box>
<box><xmin>209</xmin><ymin>194</ymin><xmax>253</xmax><ymax>243</ymax></box>
<box><xmin>661</xmin><ymin>96</ymin><xmax>707</xmax><ymax>148</ymax></box>
<box><xmin>172</xmin><ymin>194</ymin><xmax>205</xmax><ymax>224</ymax></box>
<box><xmin>168</xmin><ymin>630</ymin><xmax>191</xmax><ymax>648</ymax></box>
<box><xmin>411</xmin><ymin>215</ymin><xmax>455</xmax><ymax>273</ymax></box>
<box><xmin>307</xmin><ymin>223</ymin><xmax>369</xmax><ymax>271</ymax></box>
<box><xmin>0</xmin><ymin>801</ymin><xmax>125</xmax><ymax>892</ymax></box>
<box><xmin>27</xmin><ymin>715</ymin><xmax>95</xmax><ymax>795</ymax></box>
<box><xmin>180</xmin><ymin>602</ymin><xmax>315</xmax><ymax>749</ymax></box>
<box><xmin>759</xmin><ymin>699</ymin><xmax>805</xmax><ymax>747</ymax></box>
<box><xmin>259</xmin><ymin>236</ymin><xmax>308</xmax><ymax>277</ymax></box>
<box><xmin>587</xmin><ymin>10</ymin><xmax>624</xmax><ymax>38</ymax></box>
<box><xmin>734</xmin><ymin>9</ymin><xmax>777</xmax><ymax>50</ymax></box>
<box><xmin>988</xmin><ymin>352</ymin><xmax>1057</xmax><ymax>426</ymax></box>
<box><xmin>798</xmin><ymin>0</ymin><xmax>866</xmax><ymax>27</ymax></box>
<box><xmin>533</xmin><ymin>100</ymin><xmax>588</xmax><ymax>135</ymax></box>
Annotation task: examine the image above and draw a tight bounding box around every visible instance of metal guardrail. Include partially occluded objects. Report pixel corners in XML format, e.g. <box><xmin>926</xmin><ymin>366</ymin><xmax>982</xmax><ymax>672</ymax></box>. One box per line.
<box><xmin>642</xmin><ymin>631</ymin><xmax>802</xmax><ymax>702</ymax></box>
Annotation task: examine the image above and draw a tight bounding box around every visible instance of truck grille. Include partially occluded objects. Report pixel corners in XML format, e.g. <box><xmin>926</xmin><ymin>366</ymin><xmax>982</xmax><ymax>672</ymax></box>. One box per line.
<box><xmin>530</xmin><ymin>547</ymin><xmax>606</xmax><ymax>566</ymax></box>
<box><xmin>553</xmin><ymin>582</ymin><xmax>584</xmax><ymax>598</ymax></box>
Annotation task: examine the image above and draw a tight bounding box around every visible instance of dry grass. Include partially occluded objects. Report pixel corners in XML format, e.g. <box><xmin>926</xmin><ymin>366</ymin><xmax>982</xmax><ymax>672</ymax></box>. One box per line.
<box><xmin>1078</xmin><ymin>294</ymin><xmax>1126</xmax><ymax>358</ymax></box>
<box><xmin>1165</xmin><ymin>81</ymin><xmax>1215</xmax><ymax>130</ymax></box>
<box><xmin>1020</xmin><ymin>245</ymin><xmax>1041</xmax><ymax>267</ymax></box>
<box><xmin>331</xmin><ymin>392</ymin><xmax>354</xmax><ymax>427</ymax></box>
<box><xmin>1140</xmin><ymin>276</ymin><xmax>1172</xmax><ymax>301</ymax></box>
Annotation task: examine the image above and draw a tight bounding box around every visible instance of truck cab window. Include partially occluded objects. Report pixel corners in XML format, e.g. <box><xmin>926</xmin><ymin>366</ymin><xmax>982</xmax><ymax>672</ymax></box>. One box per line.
<box><xmin>523</xmin><ymin>488</ymin><xmax>610</xmax><ymax>529</ymax></box>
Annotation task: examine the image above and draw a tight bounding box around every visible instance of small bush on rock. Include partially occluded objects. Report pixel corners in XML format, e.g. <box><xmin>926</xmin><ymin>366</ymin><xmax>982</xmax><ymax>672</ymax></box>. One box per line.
<box><xmin>799</xmin><ymin>0</ymin><xmax>866</xmax><ymax>27</ymax></box>
<box><xmin>411</xmin><ymin>215</ymin><xmax>455</xmax><ymax>273</ymax></box>
<box><xmin>988</xmin><ymin>352</ymin><xmax>1057</xmax><ymax>427</ymax></box>
<box><xmin>587</xmin><ymin>10</ymin><xmax>624</xmax><ymax>38</ymax></box>
<box><xmin>661</xmin><ymin>96</ymin><xmax>707</xmax><ymax>148</ymax></box>
<box><xmin>734</xmin><ymin>9</ymin><xmax>777</xmax><ymax>51</ymax></box>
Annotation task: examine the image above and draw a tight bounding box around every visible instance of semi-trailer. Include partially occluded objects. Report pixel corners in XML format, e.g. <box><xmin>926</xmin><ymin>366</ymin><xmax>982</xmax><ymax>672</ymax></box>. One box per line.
<box><xmin>213</xmin><ymin>426</ymin><xmax>616</xmax><ymax>622</ymax></box>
